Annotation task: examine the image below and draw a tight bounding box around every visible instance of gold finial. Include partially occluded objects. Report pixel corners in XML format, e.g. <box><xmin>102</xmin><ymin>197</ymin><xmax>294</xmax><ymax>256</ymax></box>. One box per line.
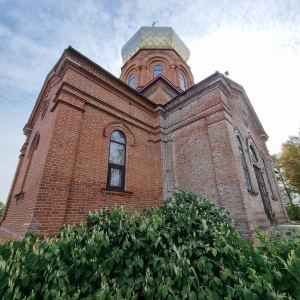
<box><xmin>152</xmin><ymin>20</ymin><xmax>158</xmax><ymax>27</ymax></box>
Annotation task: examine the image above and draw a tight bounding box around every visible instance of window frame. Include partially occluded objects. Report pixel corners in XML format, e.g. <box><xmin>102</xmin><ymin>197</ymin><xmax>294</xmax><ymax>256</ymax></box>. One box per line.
<box><xmin>180</xmin><ymin>72</ymin><xmax>186</xmax><ymax>91</ymax></box>
<box><xmin>261</xmin><ymin>156</ymin><xmax>276</xmax><ymax>199</ymax></box>
<box><xmin>129</xmin><ymin>73</ymin><xmax>135</xmax><ymax>88</ymax></box>
<box><xmin>153</xmin><ymin>65</ymin><xmax>163</xmax><ymax>78</ymax></box>
<box><xmin>107</xmin><ymin>131</ymin><xmax>126</xmax><ymax>190</ymax></box>
<box><xmin>249</xmin><ymin>145</ymin><xmax>259</xmax><ymax>163</ymax></box>
<box><xmin>236</xmin><ymin>136</ymin><xmax>253</xmax><ymax>190</ymax></box>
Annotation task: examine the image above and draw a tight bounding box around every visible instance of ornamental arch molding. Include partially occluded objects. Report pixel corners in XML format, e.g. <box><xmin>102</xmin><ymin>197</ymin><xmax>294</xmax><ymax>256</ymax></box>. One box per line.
<box><xmin>121</xmin><ymin>63</ymin><xmax>138</xmax><ymax>84</ymax></box>
<box><xmin>139</xmin><ymin>51</ymin><xmax>175</xmax><ymax>66</ymax></box>
<box><xmin>246</xmin><ymin>135</ymin><xmax>262</xmax><ymax>166</ymax></box>
<box><xmin>234</xmin><ymin>128</ymin><xmax>245</xmax><ymax>144</ymax></box>
<box><xmin>177</xmin><ymin>62</ymin><xmax>194</xmax><ymax>81</ymax></box>
<box><xmin>103</xmin><ymin>120</ymin><xmax>135</xmax><ymax>147</ymax></box>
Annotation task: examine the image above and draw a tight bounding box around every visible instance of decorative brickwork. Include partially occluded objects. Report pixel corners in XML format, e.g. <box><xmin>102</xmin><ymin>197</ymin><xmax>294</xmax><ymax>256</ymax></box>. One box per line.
<box><xmin>0</xmin><ymin>27</ymin><xmax>288</xmax><ymax>241</ymax></box>
<box><xmin>120</xmin><ymin>49</ymin><xmax>194</xmax><ymax>93</ymax></box>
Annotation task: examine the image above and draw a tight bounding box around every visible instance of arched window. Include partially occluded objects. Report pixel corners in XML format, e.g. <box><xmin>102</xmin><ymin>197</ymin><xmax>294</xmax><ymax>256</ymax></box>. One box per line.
<box><xmin>262</xmin><ymin>157</ymin><xmax>275</xmax><ymax>198</ymax></box>
<box><xmin>237</xmin><ymin>136</ymin><xmax>252</xmax><ymax>190</ymax></box>
<box><xmin>129</xmin><ymin>73</ymin><xmax>134</xmax><ymax>88</ymax></box>
<box><xmin>249</xmin><ymin>145</ymin><xmax>259</xmax><ymax>163</ymax></box>
<box><xmin>153</xmin><ymin>65</ymin><xmax>162</xmax><ymax>78</ymax></box>
<box><xmin>107</xmin><ymin>131</ymin><xmax>126</xmax><ymax>189</ymax></box>
<box><xmin>180</xmin><ymin>73</ymin><xmax>186</xmax><ymax>91</ymax></box>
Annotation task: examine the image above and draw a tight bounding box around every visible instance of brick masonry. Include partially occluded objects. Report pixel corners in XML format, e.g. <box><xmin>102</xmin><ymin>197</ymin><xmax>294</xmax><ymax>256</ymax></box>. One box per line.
<box><xmin>120</xmin><ymin>49</ymin><xmax>194</xmax><ymax>91</ymax></box>
<box><xmin>0</xmin><ymin>37</ymin><xmax>289</xmax><ymax>241</ymax></box>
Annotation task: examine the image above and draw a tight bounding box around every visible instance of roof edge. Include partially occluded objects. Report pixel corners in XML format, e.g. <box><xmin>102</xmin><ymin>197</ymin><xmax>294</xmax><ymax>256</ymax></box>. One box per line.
<box><xmin>139</xmin><ymin>73</ymin><xmax>182</xmax><ymax>94</ymax></box>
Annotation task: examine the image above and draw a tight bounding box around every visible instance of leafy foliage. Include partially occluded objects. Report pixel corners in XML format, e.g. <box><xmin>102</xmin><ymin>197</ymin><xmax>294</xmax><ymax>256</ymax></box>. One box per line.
<box><xmin>280</xmin><ymin>132</ymin><xmax>300</xmax><ymax>196</ymax></box>
<box><xmin>272</xmin><ymin>144</ymin><xmax>300</xmax><ymax>221</ymax></box>
<box><xmin>0</xmin><ymin>201</ymin><xmax>4</xmax><ymax>219</ymax></box>
<box><xmin>253</xmin><ymin>228</ymin><xmax>300</xmax><ymax>300</ymax></box>
<box><xmin>285</xmin><ymin>205</ymin><xmax>300</xmax><ymax>222</ymax></box>
<box><xmin>0</xmin><ymin>190</ymin><xmax>299</xmax><ymax>299</ymax></box>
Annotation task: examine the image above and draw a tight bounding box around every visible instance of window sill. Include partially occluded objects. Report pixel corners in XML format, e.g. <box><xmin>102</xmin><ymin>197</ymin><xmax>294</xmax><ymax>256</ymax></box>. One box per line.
<box><xmin>100</xmin><ymin>188</ymin><xmax>132</xmax><ymax>196</ymax></box>
<box><xmin>248</xmin><ymin>190</ymin><xmax>259</xmax><ymax>196</ymax></box>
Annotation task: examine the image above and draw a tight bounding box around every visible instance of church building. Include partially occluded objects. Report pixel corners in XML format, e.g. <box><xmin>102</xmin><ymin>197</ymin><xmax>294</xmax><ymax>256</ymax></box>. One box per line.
<box><xmin>0</xmin><ymin>26</ymin><xmax>288</xmax><ymax>242</ymax></box>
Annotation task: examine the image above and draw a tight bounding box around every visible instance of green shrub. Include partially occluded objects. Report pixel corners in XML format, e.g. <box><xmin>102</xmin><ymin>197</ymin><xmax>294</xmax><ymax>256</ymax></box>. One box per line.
<box><xmin>0</xmin><ymin>201</ymin><xmax>4</xmax><ymax>219</ymax></box>
<box><xmin>252</xmin><ymin>228</ymin><xmax>300</xmax><ymax>299</ymax></box>
<box><xmin>285</xmin><ymin>205</ymin><xmax>300</xmax><ymax>221</ymax></box>
<box><xmin>0</xmin><ymin>190</ymin><xmax>299</xmax><ymax>299</ymax></box>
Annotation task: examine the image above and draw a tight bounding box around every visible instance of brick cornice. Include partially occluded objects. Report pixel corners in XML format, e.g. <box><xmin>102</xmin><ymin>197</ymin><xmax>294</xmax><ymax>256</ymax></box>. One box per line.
<box><xmin>26</xmin><ymin>71</ymin><xmax>59</xmax><ymax>128</ymax></box>
<box><xmin>56</xmin><ymin>63</ymin><xmax>156</xmax><ymax>116</ymax></box>
<box><xmin>51</xmin><ymin>84</ymin><xmax>165</xmax><ymax>141</ymax></box>
<box><xmin>224</xmin><ymin>77</ymin><xmax>268</xmax><ymax>139</ymax></box>
<box><xmin>64</xmin><ymin>48</ymin><xmax>157</xmax><ymax>108</ymax></box>
<box><xmin>164</xmin><ymin>102</ymin><xmax>232</xmax><ymax>134</ymax></box>
<box><xmin>50</xmin><ymin>99</ymin><xmax>85</xmax><ymax>114</ymax></box>
<box><xmin>165</xmin><ymin>72</ymin><xmax>231</xmax><ymax>112</ymax></box>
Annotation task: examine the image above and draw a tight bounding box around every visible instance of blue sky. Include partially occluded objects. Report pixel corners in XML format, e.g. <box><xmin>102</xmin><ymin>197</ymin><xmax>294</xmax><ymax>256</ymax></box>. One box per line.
<box><xmin>0</xmin><ymin>0</ymin><xmax>299</xmax><ymax>202</ymax></box>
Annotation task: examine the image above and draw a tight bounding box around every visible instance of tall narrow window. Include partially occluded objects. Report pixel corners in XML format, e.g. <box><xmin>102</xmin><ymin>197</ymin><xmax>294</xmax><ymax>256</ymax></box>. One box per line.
<box><xmin>237</xmin><ymin>136</ymin><xmax>253</xmax><ymax>190</ymax></box>
<box><xmin>262</xmin><ymin>157</ymin><xmax>275</xmax><ymax>198</ymax></box>
<box><xmin>254</xmin><ymin>165</ymin><xmax>273</xmax><ymax>222</ymax></box>
<box><xmin>129</xmin><ymin>73</ymin><xmax>134</xmax><ymax>88</ymax></box>
<box><xmin>249</xmin><ymin>145</ymin><xmax>273</xmax><ymax>221</ymax></box>
<box><xmin>107</xmin><ymin>131</ymin><xmax>126</xmax><ymax>189</ymax></box>
<box><xmin>180</xmin><ymin>73</ymin><xmax>186</xmax><ymax>91</ymax></box>
<box><xmin>249</xmin><ymin>145</ymin><xmax>258</xmax><ymax>163</ymax></box>
<box><xmin>153</xmin><ymin>65</ymin><xmax>162</xmax><ymax>78</ymax></box>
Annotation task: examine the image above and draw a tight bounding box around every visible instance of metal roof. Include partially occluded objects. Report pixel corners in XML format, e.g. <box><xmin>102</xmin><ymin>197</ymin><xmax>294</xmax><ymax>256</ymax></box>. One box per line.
<box><xmin>121</xmin><ymin>27</ymin><xmax>190</xmax><ymax>64</ymax></box>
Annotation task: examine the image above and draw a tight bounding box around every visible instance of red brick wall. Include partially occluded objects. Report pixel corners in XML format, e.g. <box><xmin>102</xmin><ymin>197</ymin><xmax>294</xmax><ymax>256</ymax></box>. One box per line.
<box><xmin>225</xmin><ymin>85</ymin><xmax>288</xmax><ymax>226</ymax></box>
<box><xmin>0</xmin><ymin>49</ymin><xmax>164</xmax><ymax>239</ymax></box>
<box><xmin>120</xmin><ymin>49</ymin><xmax>194</xmax><ymax>92</ymax></box>
<box><xmin>163</xmin><ymin>74</ymin><xmax>288</xmax><ymax>233</ymax></box>
<box><xmin>0</xmin><ymin>51</ymin><xmax>288</xmax><ymax>242</ymax></box>
<box><xmin>63</xmin><ymin>103</ymin><xmax>164</xmax><ymax>225</ymax></box>
<box><xmin>0</xmin><ymin>70</ymin><xmax>60</xmax><ymax>237</ymax></box>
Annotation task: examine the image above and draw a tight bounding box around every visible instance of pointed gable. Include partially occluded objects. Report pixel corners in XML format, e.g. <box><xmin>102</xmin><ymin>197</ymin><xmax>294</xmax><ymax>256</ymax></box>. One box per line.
<box><xmin>139</xmin><ymin>74</ymin><xmax>182</xmax><ymax>105</ymax></box>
